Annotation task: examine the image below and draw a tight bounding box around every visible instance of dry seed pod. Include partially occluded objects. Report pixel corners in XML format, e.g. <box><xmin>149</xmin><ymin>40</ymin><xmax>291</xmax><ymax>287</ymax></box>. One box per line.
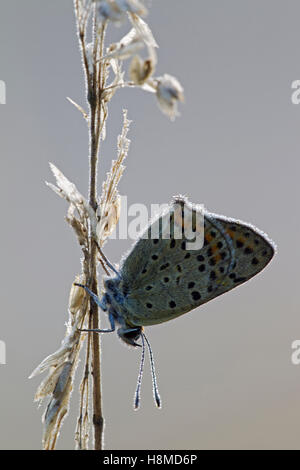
<box><xmin>129</xmin><ymin>56</ymin><xmax>154</xmax><ymax>85</ymax></box>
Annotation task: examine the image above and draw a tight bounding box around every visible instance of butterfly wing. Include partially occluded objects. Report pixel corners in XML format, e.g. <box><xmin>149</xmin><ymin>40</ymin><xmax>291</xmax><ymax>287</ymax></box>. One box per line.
<box><xmin>120</xmin><ymin>198</ymin><xmax>275</xmax><ymax>327</ymax></box>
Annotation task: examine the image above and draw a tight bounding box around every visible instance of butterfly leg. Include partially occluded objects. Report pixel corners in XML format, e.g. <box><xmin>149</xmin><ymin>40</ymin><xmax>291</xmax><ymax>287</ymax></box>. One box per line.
<box><xmin>95</xmin><ymin>242</ymin><xmax>121</xmax><ymax>279</ymax></box>
<box><xmin>74</xmin><ymin>283</ymin><xmax>107</xmax><ymax>311</ymax></box>
<box><xmin>80</xmin><ymin>311</ymin><xmax>116</xmax><ymax>334</ymax></box>
<box><xmin>75</xmin><ymin>283</ymin><xmax>115</xmax><ymax>332</ymax></box>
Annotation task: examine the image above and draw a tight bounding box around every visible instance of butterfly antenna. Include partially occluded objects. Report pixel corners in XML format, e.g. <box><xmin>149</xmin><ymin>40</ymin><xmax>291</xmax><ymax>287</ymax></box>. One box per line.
<box><xmin>143</xmin><ymin>333</ymin><xmax>161</xmax><ymax>408</ymax></box>
<box><xmin>134</xmin><ymin>333</ymin><xmax>145</xmax><ymax>410</ymax></box>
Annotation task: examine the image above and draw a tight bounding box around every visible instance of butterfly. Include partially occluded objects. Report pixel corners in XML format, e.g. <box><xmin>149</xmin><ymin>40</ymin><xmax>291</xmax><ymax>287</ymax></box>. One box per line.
<box><xmin>75</xmin><ymin>196</ymin><xmax>275</xmax><ymax>408</ymax></box>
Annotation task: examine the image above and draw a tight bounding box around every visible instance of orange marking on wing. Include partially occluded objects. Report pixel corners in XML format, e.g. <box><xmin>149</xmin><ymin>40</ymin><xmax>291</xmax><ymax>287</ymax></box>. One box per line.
<box><xmin>226</xmin><ymin>229</ymin><xmax>236</xmax><ymax>239</ymax></box>
<box><xmin>211</xmin><ymin>244</ymin><xmax>218</xmax><ymax>254</ymax></box>
<box><xmin>205</xmin><ymin>233</ymin><xmax>213</xmax><ymax>243</ymax></box>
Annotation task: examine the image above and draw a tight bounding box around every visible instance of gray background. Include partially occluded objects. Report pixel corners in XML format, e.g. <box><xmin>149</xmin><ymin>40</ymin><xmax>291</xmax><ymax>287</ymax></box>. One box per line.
<box><xmin>0</xmin><ymin>0</ymin><xmax>299</xmax><ymax>450</ymax></box>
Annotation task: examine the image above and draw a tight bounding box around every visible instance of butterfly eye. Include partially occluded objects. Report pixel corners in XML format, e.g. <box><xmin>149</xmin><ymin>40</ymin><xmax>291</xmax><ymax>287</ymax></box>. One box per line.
<box><xmin>118</xmin><ymin>327</ymin><xmax>142</xmax><ymax>347</ymax></box>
